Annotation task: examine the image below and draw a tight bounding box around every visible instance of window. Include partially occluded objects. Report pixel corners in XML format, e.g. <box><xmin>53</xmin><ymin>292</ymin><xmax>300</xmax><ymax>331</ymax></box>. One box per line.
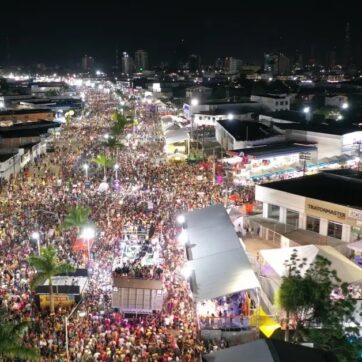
<box><xmin>268</xmin><ymin>204</ymin><xmax>280</xmax><ymax>220</ymax></box>
<box><xmin>286</xmin><ymin>209</ymin><xmax>299</xmax><ymax>228</ymax></box>
<box><xmin>327</xmin><ymin>221</ymin><xmax>342</xmax><ymax>240</ymax></box>
<box><xmin>306</xmin><ymin>216</ymin><xmax>320</xmax><ymax>233</ymax></box>
<box><xmin>275</xmin><ymin>101</ymin><xmax>279</xmax><ymax>106</ymax></box>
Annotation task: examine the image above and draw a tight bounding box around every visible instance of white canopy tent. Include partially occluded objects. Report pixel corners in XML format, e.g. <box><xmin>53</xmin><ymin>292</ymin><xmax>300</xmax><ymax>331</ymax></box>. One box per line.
<box><xmin>164</xmin><ymin>129</ymin><xmax>189</xmax><ymax>145</ymax></box>
<box><xmin>183</xmin><ymin>204</ymin><xmax>260</xmax><ymax>302</ymax></box>
<box><xmin>260</xmin><ymin>244</ymin><xmax>362</xmax><ymax>284</ymax></box>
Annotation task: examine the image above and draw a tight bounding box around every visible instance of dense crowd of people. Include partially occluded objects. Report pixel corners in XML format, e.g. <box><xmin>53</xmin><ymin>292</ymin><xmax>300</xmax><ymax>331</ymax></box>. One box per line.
<box><xmin>0</xmin><ymin>86</ymin><xmax>251</xmax><ymax>361</ymax></box>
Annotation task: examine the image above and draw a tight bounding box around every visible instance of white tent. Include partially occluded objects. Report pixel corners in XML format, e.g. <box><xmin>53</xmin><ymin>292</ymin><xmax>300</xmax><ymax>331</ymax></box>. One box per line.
<box><xmin>164</xmin><ymin>129</ymin><xmax>189</xmax><ymax>145</ymax></box>
<box><xmin>260</xmin><ymin>245</ymin><xmax>362</xmax><ymax>284</ymax></box>
<box><xmin>183</xmin><ymin>204</ymin><xmax>260</xmax><ymax>301</ymax></box>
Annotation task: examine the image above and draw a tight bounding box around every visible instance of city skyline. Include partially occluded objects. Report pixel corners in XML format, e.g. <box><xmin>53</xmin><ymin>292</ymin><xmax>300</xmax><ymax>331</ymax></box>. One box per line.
<box><xmin>0</xmin><ymin>0</ymin><xmax>361</xmax><ymax>69</ymax></box>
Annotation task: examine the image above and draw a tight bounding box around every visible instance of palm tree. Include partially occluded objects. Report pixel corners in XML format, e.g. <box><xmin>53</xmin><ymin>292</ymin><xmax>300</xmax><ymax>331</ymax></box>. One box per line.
<box><xmin>61</xmin><ymin>205</ymin><xmax>91</xmax><ymax>233</ymax></box>
<box><xmin>29</xmin><ymin>246</ymin><xmax>75</xmax><ymax>314</ymax></box>
<box><xmin>0</xmin><ymin>318</ymin><xmax>39</xmax><ymax>360</ymax></box>
<box><xmin>92</xmin><ymin>154</ymin><xmax>114</xmax><ymax>180</ymax></box>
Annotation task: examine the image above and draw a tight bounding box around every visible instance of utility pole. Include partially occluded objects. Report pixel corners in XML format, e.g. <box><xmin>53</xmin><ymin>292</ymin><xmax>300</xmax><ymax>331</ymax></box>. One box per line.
<box><xmin>353</xmin><ymin>140</ymin><xmax>362</xmax><ymax>171</ymax></box>
<box><xmin>299</xmin><ymin>152</ymin><xmax>311</xmax><ymax>176</ymax></box>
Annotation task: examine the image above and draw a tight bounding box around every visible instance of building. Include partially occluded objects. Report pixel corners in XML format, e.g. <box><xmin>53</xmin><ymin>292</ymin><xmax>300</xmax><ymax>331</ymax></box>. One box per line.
<box><xmin>251</xmin><ymin>94</ymin><xmax>290</xmax><ymax>112</ymax></box>
<box><xmin>185</xmin><ymin>86</ymin><xmax>212</xmax><ymax>101</ymax></box>
<box><xmin>215</xmin><ymin>119</ymin><xmax>284</xmax><ymax>150</ymax></box>
<box><xmin>134</xmin><ymin>50</ymin><xmax>149</xmax><ymax>72</ymax></box>
<box><xmin>325</xmin><ymin>95</ymin><xmax>348</xmax><ymax>108</ymax></box>
<box><xmin>264</xmin><ymin>53</ymin><xmax>290</xmax><ymax>76</ymax></box>
<box><xmin>227</xmin><ymin>57</ymin><xmax>243</xmax><ymax>74</ymax></box>
<box><xmin>188</xmin><ymin>54</ymin><xmax>201</xmax><ymax>73</ymax></box>
<box><xmin>122</xmin><ymin>52</ymin><xmax>134</xmax><ymax>75</ymax></box>
<box><xmin>82</xmin><ymin>55</ymin><xmax>94</xmax><ymax>72</ymax></box>
<box><xmin>0</xmin><ymin>108</ymin><xmax>54</xmax><ymax>126</ymax></box>
<box><xmin>255</xmin><ymin>170</ymin><xmax>362</xmax><ymax>250</ymax></box>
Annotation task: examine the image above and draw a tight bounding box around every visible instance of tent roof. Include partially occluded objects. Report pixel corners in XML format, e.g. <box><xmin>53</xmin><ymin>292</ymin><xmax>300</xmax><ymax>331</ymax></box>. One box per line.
<box><xmin>347</xmin><ymin>239</ymin><xmax>362</xmax><ymax>251</ymax></box>
<box><xmin>188</xmin><ymin>250</ymin><xmax>260</xmax><ymax>301</ymax></box>
<box><xmin>184</xmin><ymin>204</ymin><xmax>260</xmax><ymax>301</ymax></box>
<box><xmin>164</xmin><ymin>129</ymin><xmax>189</xmax><ymax>144</ymax></box>
<box><xmin>260</xmin><ymin>245</ymin><xmax>362</xmax><ymax>284</ymax></box>
<box><xmin>185</xmin><ymin>204</ymin><xmax>243</xmax><ymax>260</ymax></box>
<box><xmin>202</xmin><ymin>338</ymin><xmax>338</xmax><ymax>362</ymax></box>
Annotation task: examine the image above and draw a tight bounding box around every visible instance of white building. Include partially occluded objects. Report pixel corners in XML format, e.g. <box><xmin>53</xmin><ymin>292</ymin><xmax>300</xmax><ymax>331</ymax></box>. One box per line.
<box><xmin>122</xmin><ymin>52</ymin><xmax>134</xmax><ymax>75</ymax></box>
<box><xmin>215</xmin><ymin>119</ymin><xmax>284</xmax><ymax>150</ymax></box>
<box><xmin>325</xmin><ymin>95</ymin><xmax>348</xmax><ymax>108</ymax></box>
<box><xmin>251</xmin><ymin>94</ymin><xmax>290</xmax><ymax>112</ymax></box>
<box><xmin>255</xmin><ymin>170</ymin><xmax>362</xmax><ymax>253</ymax></box>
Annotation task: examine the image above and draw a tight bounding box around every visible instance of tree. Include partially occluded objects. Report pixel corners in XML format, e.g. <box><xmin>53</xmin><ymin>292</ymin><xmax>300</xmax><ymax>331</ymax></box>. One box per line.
<box><xmin>61</xmin><ymin>205</ymin><xmax>90</xmax><ymax>233</ymax></box>
<box><xmin>29</xmin><ymin>246</ymin><xmax>75</xmax><ymax>314</ymax></box>
<box><xmin>0</xmin><ymin>318</ymin><xmax>39</xmax><ymax>360</ymax></box>
<box><xmin>92</xmin><ymin>154</ymin><xmax>114</xmax><ymax>180</ymax></box>
<box><xmin>276</xmin><ymin>251</ymin><xmax>362</xmax><ymax>361</ymax></box>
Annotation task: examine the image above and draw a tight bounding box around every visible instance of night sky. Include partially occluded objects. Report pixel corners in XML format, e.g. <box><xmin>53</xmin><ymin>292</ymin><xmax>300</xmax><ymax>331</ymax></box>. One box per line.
<box><xmin>1</xmin><ymin>0</ymin><xmax>361</xmax><ymax>69</ymax></box>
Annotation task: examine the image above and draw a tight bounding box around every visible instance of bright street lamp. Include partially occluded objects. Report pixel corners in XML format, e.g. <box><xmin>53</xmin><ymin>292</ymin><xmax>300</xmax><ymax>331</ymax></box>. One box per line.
<box><xmin>104</xmin><ymin>133</ymin><xmax>109</xmax><ymax>140</ymax></box>
<box><xmin>31</xmin><ymin>232</ymin><xmax>41</xmax><ymax>255</ymax></box>
<box><xmin>114</xmin><ymin>164</ymin><xmax>119</xmax><ymax>180</ymax></box>
<box><xmin>177</xmin><ymin>214</ymin><xmax>186</xmax><ymax>225</ymax></box>
<box><xmin>342</xmin><ymin>102</ymin><xmax>349</xmax><ymax>109</ymax></box>
<box><xmin>80</xmin><ymin>226</ymin><xmax>95</xmax><ymax>261</ymax></box>
<box><xmin>191</xmin><ymin>98</ymin><xmax>199</xmax><ymax>106</ymax></box>
<box><xmin>303</xmin><ymin>106</ymin><xmax>310</xmax><ymax>114</ymax></box>
<box><xmin>83</xmin><ymin>164</ymin><xmax>89</xmax><ymax>180</ymax></box>
<box><xmin>227</xmin><ymin>113</ymin><xmax>234</xmax><ymax>120</ymax></box>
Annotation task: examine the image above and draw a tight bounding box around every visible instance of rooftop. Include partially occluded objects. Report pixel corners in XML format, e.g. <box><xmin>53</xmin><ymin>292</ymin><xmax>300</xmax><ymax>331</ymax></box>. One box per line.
<box><xmin>261</xmin><ymin>170</ymin><xmax>362</xmax><ymax>209</ymax></box>
<box><xmin>218</xmin><ymin>120</ymin><xmax>281</xmax><ymax>141</ymax></box>
<box><xmin>231</xmin><ymin>142</ymin><xmax>317</xmax><ymax>159</ymax></box>
<box><xmin>0</xmin><ymin>108</ymin><xmax>53</xmax><ymax>116</ymax></box>
<box><xmin>0</xmin><ymin>152</ymin><xmax>16</xmax><ymax>163</ymax></box>
<box><xmin>252</xmin><ymin>93</ymin><xmax>288</xmax><ymax>99</ymax></box>
<box><xmin>279</xmin><ymin>122</ymin><xmax>362</xmax><ymax>136</ymax></box>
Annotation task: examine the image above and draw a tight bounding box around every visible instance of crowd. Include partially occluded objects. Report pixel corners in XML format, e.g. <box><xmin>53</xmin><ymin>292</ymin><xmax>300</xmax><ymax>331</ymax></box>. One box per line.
<box><xmin>0</xmin><ymin>86</ymin><xmax>251</xmax><ymax>361</ymax></box>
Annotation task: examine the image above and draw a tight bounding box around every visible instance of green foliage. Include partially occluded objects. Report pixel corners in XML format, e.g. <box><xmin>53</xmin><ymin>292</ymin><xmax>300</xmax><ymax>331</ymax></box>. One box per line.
<box><xmin>102</xmin><ymin>136</ymin><xmax>124</xmax><ymax>150</ymax></box>
<box><xmin>61</xmin><ymin>205</ymin><xmax>90</xmax><ymax>230</ymax></box>
<box><xmin>277</xmin><ymin>250</ymin><xmax>362</xmax><ymax>361</ymax></box>
<box><xmin>0</xmin><ymin>317</ymin><xmax>39</xmax><ymax>360</ymax></box>
<box><xmin>28</xmin><ymin>246</ymin><xmax>75</xmax><ymax>313</ymax></box>
<box><xmin>92</xmin><ymin>154</ymin><xmax>114</xmax><ymax>168</ymax></box>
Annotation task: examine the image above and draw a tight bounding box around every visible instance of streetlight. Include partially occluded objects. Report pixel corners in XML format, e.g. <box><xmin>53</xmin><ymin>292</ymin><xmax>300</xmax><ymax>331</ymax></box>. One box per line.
<box><xmin>31</xmin><ymin>232</ymin><xmax>41</xmax><ymax>255</ymax></box>
<box><xmin>227</xmin><ymin>113</ymin><xmax>234</xmax><ymax>120</ymax></box>
<box><xmin>114</xmin><ymin>164</ymin><xmax>119</xmax><ymax>180</ymax></box>
<box><xmin>177</xmin><ymin>215</ymin><xmax>186</xmax><ymax>225</ymax></box>
<box><xmin>80</xmin><ymin>226</ymin><xmax>95</xmax><ymax>261</ymax></box>
<box><xmin>191</xmin><ymin>98</ymin><xmax>199</xmax><ymax>106</ymax></box>
<box><xmin>303</xmin><ymin>106</ymin><xmax>311</xmax><ymax>122</ymax></box>
<box><xmin>83</xmin><ymin>164</ymin><xmax>89</xmax><ymax>180</ymax></box>
<box><xmin>104</xmin><ymin>133</ymin><xmax>109</xmax><ymax>140</ymax></box>
<box><xmin>342</xmin><ymin>102</ymin><xmax>349</xmax><ymax>109</ymax></box>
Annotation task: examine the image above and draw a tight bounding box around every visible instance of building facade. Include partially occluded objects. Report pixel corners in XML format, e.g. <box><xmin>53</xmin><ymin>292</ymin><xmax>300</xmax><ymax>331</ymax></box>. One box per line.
<box><xmin>251</xmin><ymin>94</ymin><xmax>290</xmax><ymax>112</ymax></box>
<box><xmin>122</xmin><ymin>52</ymin><xmax>134</xmax><ymax>75</ymax></box>
<box><xmin>134</xmin><ymin>50</ymin><xmax>149</xmax><ymax>72</ymax></box>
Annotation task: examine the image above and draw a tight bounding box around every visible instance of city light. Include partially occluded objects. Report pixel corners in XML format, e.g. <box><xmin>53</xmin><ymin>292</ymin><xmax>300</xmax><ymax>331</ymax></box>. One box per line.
<box><xmin>191</xmin><ymin>98</ymin><xmax>199</xmax><ymax>106</ymax></box>
<box><xmin>177</xmin><ymin>214</ymin><xmax>186</xmax><ymax>225</ymax></box>
<box><xmin>83</xmin><ymin>164</ymin><xmax>89</xmax><ymax>170</ymax></box>
<box><xmin>342</xmin><ymin>102</ymin><xmax>349</xmax><ymax>109</ymax></box>
<box><xmin>227</xmin><ymin>113</ymin><xmax>234</xmax><ymax>120</ymax></box>
<box><xmin>80</xmin><ymin>226</ymin><xmax>95</xmax><ymax>240</ymax></box>
<box><xmin>114</xmin><ymin>164</ymin><xmax>119</xmax><ymax>170</ymax></box>
<box><xmin>31</xmin><ymin>232</ymin><xmax>40</xmax><ymax>240</ymax></box>
<box><xmin>303</xmin><ymin>106</ymin><xmax>310</xmax><ymax>114</ymax></box>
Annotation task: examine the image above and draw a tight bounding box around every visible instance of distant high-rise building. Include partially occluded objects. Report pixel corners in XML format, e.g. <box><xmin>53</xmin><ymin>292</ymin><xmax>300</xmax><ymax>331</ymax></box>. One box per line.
<box><xmin>343</xmin><ymin>22</ymin><xmax>353</xmax><ymax>66</ymax></box>
<box><xmin>188</xmin><ymin>54</ymin><xmax>201</xmax><ymax>73</ymax></box>
<box><xmin>82</xmin><ymin>55</ymin><xmax>94</xmax><ymax>71</ymax></box>
<box><xmin>134</xmin><ymin>50</ymin><xmax>149</xmax><ymax>72</ymax></box>
<box><xmin>326</xmin><ymin>49</ymin><xmax>337</xmax><ymax>69</ymax></box>
<box><xmin>227</xmin><ymin>57</ymin><xmax>243</xmax><ymax>74</ymax></box>
<box><xmin>215</xmin><ymin>58</ymin><xmax>224</xmax><ymax>70</ymax></box>
<box><xmin>122</xmin><ymin>52</ymin><xmax>134</xmax><ymax>75</ymax></box>
<box><xmin>264</xmin><ymin>53</ymin><xmax>290</xmax><ymax>75</ymax></box>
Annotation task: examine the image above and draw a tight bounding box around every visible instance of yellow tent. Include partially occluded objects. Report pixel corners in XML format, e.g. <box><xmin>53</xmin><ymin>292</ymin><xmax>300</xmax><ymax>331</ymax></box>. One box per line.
<box><xmin>249</xmin><ymin>307</ymin><xmax>280</xmax><ymax>338</ymax></box>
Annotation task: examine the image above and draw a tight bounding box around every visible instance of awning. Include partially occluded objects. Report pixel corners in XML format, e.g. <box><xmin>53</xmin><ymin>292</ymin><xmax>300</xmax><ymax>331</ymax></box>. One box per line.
<box><xmin>186</xmin><ymin>249</ymin><xmax>260</xmax><ymax>301</ymax></box>
<box><xmin>260</xmin><ymin>244</ymin><xmax>362</xmax><ymax>284</ymax></box>
<box><xmin>183</xmin><ymin>204</ymin><xmax>260</xmax><ymax>301</ymax></box>
<box><xmin>164</xmin><ymin>129</ymin><xmax>189</xmax><ymax>144</ymax></box>
<box><xmin>347</xmin><ymin>240</ymin><xmax>362</xmax><ymax>252</ymax></box>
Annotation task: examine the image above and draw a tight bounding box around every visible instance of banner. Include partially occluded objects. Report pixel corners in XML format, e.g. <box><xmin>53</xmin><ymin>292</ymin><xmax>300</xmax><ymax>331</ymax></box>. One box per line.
<box><xmin>40</xmin><ymin>294</ymin><xmax>75</xmax><ymax>309</ymax></box>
